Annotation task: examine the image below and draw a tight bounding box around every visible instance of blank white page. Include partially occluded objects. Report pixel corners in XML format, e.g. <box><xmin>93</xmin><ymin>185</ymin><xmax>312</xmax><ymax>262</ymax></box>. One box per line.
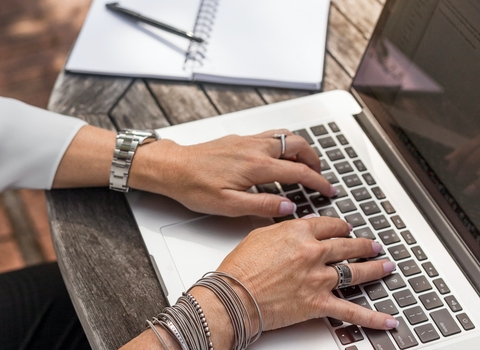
<box><xmin>66</xmin><ymin>0</ymin><xmax>199</xmax><ymax>79</ymax></box>
<box><xmin>193</xmin><ymin>0</ymin><xmax>330</xmax><ymax>89</ymax></box>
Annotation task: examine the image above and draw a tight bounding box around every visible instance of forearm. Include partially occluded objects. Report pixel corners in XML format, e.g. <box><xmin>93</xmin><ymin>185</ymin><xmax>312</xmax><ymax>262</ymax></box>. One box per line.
<box><xmin>52</xmin><ymin>125</ymin><xmax>116</xmax><ymax>188</ymax></box>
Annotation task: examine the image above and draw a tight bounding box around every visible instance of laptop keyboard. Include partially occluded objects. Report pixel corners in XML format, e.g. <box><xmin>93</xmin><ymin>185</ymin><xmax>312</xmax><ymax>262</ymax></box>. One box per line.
<box><xmin>256</xmin><ymin>122</ymin><xmax>476</xmax><ymax>349</ymax></box>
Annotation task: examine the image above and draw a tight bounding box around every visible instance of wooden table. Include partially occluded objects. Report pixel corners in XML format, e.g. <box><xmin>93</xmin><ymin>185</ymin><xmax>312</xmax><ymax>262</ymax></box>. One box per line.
<box><xmin>46</xmin><ymin>1</ymin><xmax>385</xmax><ymax>349</ymax></box>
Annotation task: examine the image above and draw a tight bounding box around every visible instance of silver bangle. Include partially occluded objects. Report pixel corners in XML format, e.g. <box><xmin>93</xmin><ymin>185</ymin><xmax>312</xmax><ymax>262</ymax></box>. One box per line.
<box><xmin>146</xmin><ymin>319</ymin><xmax>172</xmax><ymax>350</ymax></box>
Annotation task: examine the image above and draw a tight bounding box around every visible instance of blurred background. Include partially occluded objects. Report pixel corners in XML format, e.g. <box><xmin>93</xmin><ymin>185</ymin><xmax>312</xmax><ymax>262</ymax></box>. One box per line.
<box><xmin>0</xmin><ymin>0</ymin><xmax>91</xmax><ymax>273</ymax></box>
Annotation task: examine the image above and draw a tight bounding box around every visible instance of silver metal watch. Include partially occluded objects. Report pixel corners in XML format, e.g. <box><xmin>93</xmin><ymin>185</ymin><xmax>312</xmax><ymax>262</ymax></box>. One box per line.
<box><xmin>109</xmin><ymin>129</ymin><xmax>159</xmax><ymax>192</ymax></box>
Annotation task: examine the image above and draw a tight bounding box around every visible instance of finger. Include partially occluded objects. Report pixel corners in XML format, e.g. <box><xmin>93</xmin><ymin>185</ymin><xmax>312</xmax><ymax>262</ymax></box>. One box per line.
<box><xmin>326</xmin><ymin>298</ymin><xmax>399</xmax><ymax>330</ymax></box>
<box><xmin>222</xmin><ymin>191</ymin><xmax>297</xmax><ymax>217</ymax></box>
<box><xmin>262</xmin><ymin>160</ymin><xmax>337</xmax><ymax>197</ymax></box>
<box><xmin>305</xmin><ymin>217</ymin><xmax>352</xmax><ymax>240</ymax></box>
<box><xmin>322</xmin><ymin>238</ymin><xmax>383</xmax><ymax>263</ymax></box>
<box><xmin>346</xmin><ymin>259</ymin><xmax>396</xmax><ymax>286</ymax></box>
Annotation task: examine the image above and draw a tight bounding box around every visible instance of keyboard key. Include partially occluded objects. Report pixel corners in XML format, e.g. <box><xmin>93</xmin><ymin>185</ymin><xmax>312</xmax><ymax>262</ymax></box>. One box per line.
<box><xmin>345</xmin><ymin>147</ymin><xmax>358</xmax><ymax>158</ymax></box>
<box><xmin>280</xmin><ymin>183</ymin><xmax>300</xmax><ymax>192</ymax></box>
<box><xmin>398</xmin><ymin>260</ymin><xmax>421</xmax><ymax>276</ymax></box>
<box><xmin>360</xmin><ymin>201</ymin><xmax>381</xmax><ymax>216</ymax></box>
<box><xmin>334</xmin><ymin>161</ymin><xmax>354</xmax><ymax>174</ymax></box>
<box><xmin>333</xmin><ymin>184</ymin><xmax>348</xmax><ymax>198</ymax></box>
<box><xmin>319</xmin><ymin>207</ymin><xmax>340</xmax><ymax>218</ymax></box>
<box><xmin>351</xmin><ymin>187</ymin><xmax>371</xmax><ymax>202</ymax></box>
<box><xmin>383</xmin><ymin>274</ymin><xmax>406</xmax><ymax>290</ymax></box>
<box><xmin>296</xmin><ymin>205</ymin><xmax>314</xmax><ymax>217</ymax></box>
<box><xmin>353</xmin><ymin>159</ymin><xmax>367</xmax><ymax>171</ymax></box>
<box><xmin>273</xmin><ymin>215</ymin><xmax>295</xmax><ymax>223</ymax></box>
<box><xmin>404</xmin><ymin>306</ymin><xmax>428</xmax><ymax>325</ymax></box>
<box><xmin>391</xmin><ymin>215</ymin><xmax>406</xmax><ymax>229</ymax></box>
<box><xmin>365</xmin><ymin>283</ymin><xmax>388</xmax><ymax>301</ymax></box>
<box><xmin>318</xmin><ymin>136</ymin><xmax>336</xmax><ymax>149</ymax></box>
<box><xmin>419</xmin><ymin>291</ymin><xmax>443</xmax><ymax>310</ymax></box>
<box><xmin>286</xmin><ymin>191</ymin><xmax>308</xmax><ymax>205</ymax></box>
<box><xmin>430</xmin><ymin>308</ymin><xmax>461</xmax><ymax>336</ymax></box>
<box><xmin>335</xmin><ymin>325</ymin><xmax>364</xmax><ymax>345</ymax></box>
<box><xmin>393</xmin><ymin>289</ymin><xmax>417</xmax><ymax>307</ymax></box>
<box><xmin>328</xmin><ymin>122</ymin><xmax>340</xmax><ymax>132</ymax></box>
<box><xmin>340</xmin><ymin>285</ymin><xmax>362</xmax><ymax>298</ymax></box>
<box><xmin>312</xmin><ymin>146</ymin><xmax>321</xmax><ymax>157</ymax></box>
<box><xmin>371</xmin><ymin>186</ymin><xmax>386</xmax><ymax>199</ymax></box>
<box><xmin>323</xmin><ymin>172</ymin><xmax>339</xmax><ymax>184</ymax></box>
<box><xmin>388</xmin><ymin>244</ymin><xmax>411</xmax><ymax>261</ymax></box>
<box><xmin>293</xmin><ymin>129</ymin><xmax>313</xmax><ymax>144</ymax></box>
<box><xmin>362</xmin><ymin>173</ymin><xmax>376</xmax><ymax>185</ymax></box>
<box><xmin>414</xmin><ymin>323</ymin><xmax>440</xmax><ymax>343</ymax></box>
<box><xmin>409</xmin><ymin>276</ymin><xmax>432</xmax><ymax>293</ymax></box>
<box><xmin>433</xmin><ymin>278</ymin><xmax>450</xmax><ymax>294</ymax></box>
<box><xmin>256</xmin><ymin>183</ymin><xmax>279</xmax><ymax>194</ymax></box>
<box><xmin>347</xmin><ymin>325</ymin><xmax>364</xmax><ymax>342</ymax></box>
<box><xmin>363</xmin><ymin>328</ymin><xmax>396</xmax><ymax>350</ymax></box>
<box><xmin>400</xmin><ymin>230</ymin><xmax>416</xmax><ymax>245</ymax></box>
<box><xmin>369</xmin><ymin>215</ymin><xmax>391</xmax><ymax>230</ymax></box>
<box><xmin>445</xmin><ymin>295</ymin><xmax>462</xmax><ymax>312</ymax></box>
<box><xmin>303</xmin><ymin>187</ymin><xmax>317</xmax><ymax>194</ymax></box>
<box><xmin>345</xmin><ymin>213</ymin><xmax>366</xmax><ymax>227</ymax></box>
<box><xmin>336</xmin><ymin>134</ymin><xmax>349</xmax><ymax>145</ymax></box>
<box><xmin>378</xmin><ymin>229</ymin><xmax>400</xmax><ymax>245</ymax></box>
<box><xmin>326</xmin><ymin>149</ymin><xmax>345</xmax><ymax>161</ymax></box>
<box><xmin>320</xmin><ymin>158</ymin><xmax>331</xmax><ymax>170</ymax></box>
<box><xmin>381</xmin><ymin>201</ymin><xmax>395</xmax><ymax>214</ymax></box>
<box><xmin>336</xmin><ymin>199</ymin><xmax>357</xmax><ymax>213</ymax></box>
<box><xmin>350</xmin><ymin>296</ymin><xmax>372</xmax><ymax>309</ymax></box>
<box><xmin>354</xmin><ymin>227</ymin><xmax>376</xmax><ymax>239</ymax></box>
<box><xmin>389</xmin><ymin>316</ymin><xmax>419</xmax><ymax>349</ymax></box>
<box><xmin>422</xmin><ymin>262</ymin><xmax>439</xmax><ymax>278</ymax></box>
<box><xmin>343</xmin><ymin>174</ymin><xmax>362</xmax><ymax>188</ymax></box>
<box><xmin>411</xmin><ymin>246</ymin><xmax>427</xmax><ymax>261</ymax></box>
<box><xmin>375</xmin><ymin>300</ymin><xmax>399</xmax><ymax>315</ymax></box>
<box><xmin>310</xmin><ymin>194</ymin><xmax>331</xmax><ymax>208</ymax></box>
<box><xmin>327</xmin><ymin>317</ymin><xmax>343</xmax><ymax>327</ymax></box>
<box><xmin>310</xmin><ymin>124</ymin><xmax>328</xmax><ymax>136</ymax></box>
<box><xmin>345</xmin><ymin>346</ymin><xmax>358</xmax><ymax>350</ymax></box>
<box><xmin>456</xmin><ymin>313</ymin><xmax>475</xmax><ymax>330</ymax></box>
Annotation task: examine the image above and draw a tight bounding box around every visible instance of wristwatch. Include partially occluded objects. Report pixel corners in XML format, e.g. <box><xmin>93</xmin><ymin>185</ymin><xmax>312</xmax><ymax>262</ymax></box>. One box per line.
<box><xmin>109</xmin><ymin>129</ymin><xmax>159</xmax><ymax>192</ymax></box>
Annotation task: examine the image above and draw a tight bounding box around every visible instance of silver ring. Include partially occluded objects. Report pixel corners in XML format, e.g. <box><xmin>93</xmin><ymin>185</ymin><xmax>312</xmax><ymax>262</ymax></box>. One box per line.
<box><xmin>331</xmin><ymin>263</ymin><xmax>353</xmax><ymax>289</ymax></box>
<box><xmin>273</xmin><ymin>133</ymin><xmax>287</xmax><ymax>156</ymax></box>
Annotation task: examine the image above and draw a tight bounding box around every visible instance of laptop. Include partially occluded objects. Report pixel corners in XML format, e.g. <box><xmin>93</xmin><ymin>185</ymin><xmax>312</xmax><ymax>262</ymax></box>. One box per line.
<box><xmin>127</xmin><ymin>0</ymin><xmax>480</xmax><ymax>349</ymax></box>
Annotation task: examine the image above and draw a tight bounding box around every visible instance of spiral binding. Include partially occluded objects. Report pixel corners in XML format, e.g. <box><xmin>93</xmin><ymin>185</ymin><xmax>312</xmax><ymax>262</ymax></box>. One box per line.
<box><xmin>184</xmin><ymin>0</ymin><xmax>220</xmax><ymax>69</ymax></box>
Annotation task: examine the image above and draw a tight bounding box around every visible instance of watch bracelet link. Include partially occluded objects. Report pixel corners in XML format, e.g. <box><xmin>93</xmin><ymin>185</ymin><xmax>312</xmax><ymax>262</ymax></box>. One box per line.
<box><xmin>109</xmin><ymin>129</ymin><xmax>159</xmax><ymax>192</ymax></box>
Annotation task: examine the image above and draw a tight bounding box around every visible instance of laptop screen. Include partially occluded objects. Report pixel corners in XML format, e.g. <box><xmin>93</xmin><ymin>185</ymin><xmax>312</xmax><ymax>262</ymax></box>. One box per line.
<box><xmin>352</xmin><ymin>0</ymin><xmax>480</xmax><ymax>261</ymax></box>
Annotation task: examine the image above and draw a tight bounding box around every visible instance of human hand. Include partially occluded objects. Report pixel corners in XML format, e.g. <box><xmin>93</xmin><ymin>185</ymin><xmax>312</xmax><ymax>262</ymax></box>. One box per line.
<box><xmin>445</xmin><ymin>135</ymin><xmax>480</xmax><ymax>197</ymax></box>
<box><xmin>214</xmin><ymin>216</ymin><xmax>397</xmax><ymax>333</ymax></box>
<box><xmin>129</xmin><ymin>129</ymin><xmax>336</xmax><ymax>217</ymax></box>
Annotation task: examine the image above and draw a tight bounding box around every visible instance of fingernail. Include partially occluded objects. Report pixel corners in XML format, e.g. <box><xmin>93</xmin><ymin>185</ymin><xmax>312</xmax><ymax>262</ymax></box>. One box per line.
<box><xmin>347</xmin><ymin>223</ymin><xmax>353</xmax><ymax>232</ymax></box>
<box><xmin>385</xmin><ymin>318</ymin><xmax>399</xmax><ymax>329</ymax></box>
<box><xmin>329</xmin><ymin>185</ymin><xmax>339</xmax><ymax>197</ymax></box>
<box><xmin>302</xmin><ymin>213</ymin><xmax>317</xmax><ymax>219</ymax></box>
<box><xmin>279</xmin><ymin>201</ymin><xmax>296</xmax><ymax>215</ymax></box>
<box><xmin>372</xmin><ymin>242</ymin><xmax>383</xmax><ymax>254</ymax></box>
<box><xmin>383</xmin><ymin>261</ymin><xmax>396</xmax><ymax>273</ymax></box>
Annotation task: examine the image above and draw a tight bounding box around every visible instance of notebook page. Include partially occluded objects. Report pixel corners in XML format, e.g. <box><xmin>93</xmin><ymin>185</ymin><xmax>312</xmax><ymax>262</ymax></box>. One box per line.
<box><xmin>66</xmin><ymin>0</ymin><xmax>199</xmax><ymax>80</ymax></box>
<box><xmin>192</xmin><ymin>0</ymin><xmax>330</xmax><ymax>89</ymax></box>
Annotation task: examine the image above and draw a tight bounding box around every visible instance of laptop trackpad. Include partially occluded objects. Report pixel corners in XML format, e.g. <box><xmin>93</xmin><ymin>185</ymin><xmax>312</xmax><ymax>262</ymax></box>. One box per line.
<box><xmin>160</xmin><ymin>215</ymin><xmax>258</xmax><ymax>289</ymax></box>
<box><xmin>160</xmin><ymin>215</ymin><xmax>336</xmax><ymax>349</ymax></box>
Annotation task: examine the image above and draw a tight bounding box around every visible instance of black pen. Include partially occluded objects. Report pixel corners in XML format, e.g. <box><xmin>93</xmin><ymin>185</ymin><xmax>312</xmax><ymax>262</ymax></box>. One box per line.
<box><xmin>106</xmin><ymin>2</ymin><xmax>205</xmax><ymax>43</ymax></box>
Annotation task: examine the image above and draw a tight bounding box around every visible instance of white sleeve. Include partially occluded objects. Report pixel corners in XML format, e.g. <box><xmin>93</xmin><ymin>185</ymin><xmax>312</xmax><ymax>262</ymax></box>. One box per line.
<box><xmin>0</xmin><ymin>97</ymin><xmax>87</xmax><ymax>191</ymax></box>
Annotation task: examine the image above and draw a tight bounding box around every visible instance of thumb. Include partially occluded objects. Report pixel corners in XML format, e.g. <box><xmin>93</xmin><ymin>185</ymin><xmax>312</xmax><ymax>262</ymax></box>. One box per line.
<box><xmin>226</xmin><ymin>191</ymin><xmax>297</xmax><ymax>217</ymax></box>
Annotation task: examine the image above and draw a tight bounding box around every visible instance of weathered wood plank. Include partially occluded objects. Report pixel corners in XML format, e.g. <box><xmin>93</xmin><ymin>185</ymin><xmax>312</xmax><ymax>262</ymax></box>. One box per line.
<box><xmin>47</xmin><ymin>188</ymin><xmax>166</xmax><ymax>350</ymax></box>
<box><xmin>327</xmin><ymin>6</ymin><xmax>369</xmax><ymax>78</ymax></box>
<box><xmin>202</xmin><ymin>84</ymin><xmax>265</xmax><ymax>114</ymax></box>
<box><xmin>331</xmin><ymin>0</ymin><xmax>383</xmax><ymax>39</ymax></box>
<box><xmin>257</xmin><ymin>88</ymin><xmax>311</xmax><ymax>104</ymax></box>
<box><xmin>147</xmin><ymin>81</ymin><xmax>218</xmax><ymax>125</ymax></box>
<box><xmin>48</xmin><ymin>72</ymin><xmax>131</xmax><ymax>116</ymax></box>
<box><xmin>322</xmin><ymin>53</ymin><xmax>353</xmax><ymax>92</ymax></box>
<box><xmin>110</xmin><ymin>79</ymin><xmax>170</xmax><ymax>130</ymax></box>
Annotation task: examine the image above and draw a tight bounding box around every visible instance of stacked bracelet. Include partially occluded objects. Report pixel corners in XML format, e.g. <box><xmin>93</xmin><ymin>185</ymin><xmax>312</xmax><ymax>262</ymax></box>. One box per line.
<box><xmin>146</xmin><ymin>271</ymin><xmax>262</xmax><ymax>350</ymax></box>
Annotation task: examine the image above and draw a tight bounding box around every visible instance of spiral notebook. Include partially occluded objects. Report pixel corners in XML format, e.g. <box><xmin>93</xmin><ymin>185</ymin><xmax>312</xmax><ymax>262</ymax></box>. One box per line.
<box><xmin>66</xmin><ymin>0</ymin><xmax>330</xmax><ymax>90</ymax></box>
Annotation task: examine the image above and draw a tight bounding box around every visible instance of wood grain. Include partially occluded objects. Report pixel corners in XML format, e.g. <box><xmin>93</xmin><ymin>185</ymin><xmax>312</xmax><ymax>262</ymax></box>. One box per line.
<box><xmin>202</xmin><ymin>84</ymin><xmax>265</xmax><ymax>114</ymax></box>
<box><xmin>331</xmin><ymin>0</ymin><xmax>383</xmax><ymax>39</ymax></box>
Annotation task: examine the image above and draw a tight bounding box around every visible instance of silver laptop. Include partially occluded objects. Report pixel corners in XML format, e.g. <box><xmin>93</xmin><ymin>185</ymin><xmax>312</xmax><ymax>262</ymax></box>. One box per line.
<box><xmin>127</xmin><ymin>0</ymin><xmax>480</xmax><ymax>349</ymax></box>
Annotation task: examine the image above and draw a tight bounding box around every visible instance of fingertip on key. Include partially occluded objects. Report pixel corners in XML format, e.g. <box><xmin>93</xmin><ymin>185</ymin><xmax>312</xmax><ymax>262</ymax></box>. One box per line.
<box><xmin>385</xmin><ymin>318</ymin><xmax>399</xmax><ymax>329</ymax></box>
